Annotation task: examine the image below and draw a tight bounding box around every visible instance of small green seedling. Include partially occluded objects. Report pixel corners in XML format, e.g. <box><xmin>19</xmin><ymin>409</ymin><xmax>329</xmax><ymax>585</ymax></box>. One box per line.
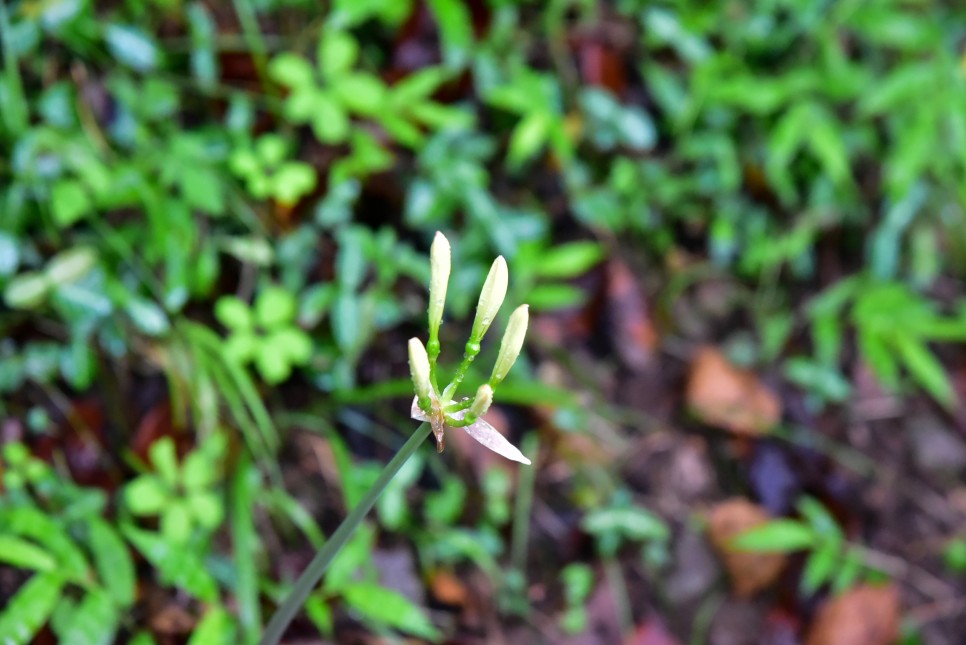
<box><xmin>408</xmin><ymin>232</ymin><xmax>532</xmax><ymax>464</ymax></box>
<box><xmin>216</xmin><ymin>285</ymin><xmax>313</xmax><ymax>384</ymax></box>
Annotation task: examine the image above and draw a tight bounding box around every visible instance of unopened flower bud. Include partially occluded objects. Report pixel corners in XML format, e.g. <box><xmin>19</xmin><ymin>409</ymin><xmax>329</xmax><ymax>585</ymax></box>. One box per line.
<box><xmin>470</xmin><ymin>256</ymin><xmax>508</xmax><ymax>342</ymax></box>
<box><xmin>408</xmin><ymin>338</ymin><xmax>433</xmax><ymax>411</ymax></box>
<box><xmin>490</xmin><ymin>304</ymin><xmax>528</xmax><ymax>387</ymax></box>
<box><xmin>469</xmin><ymin>384</ymin><xmax>493</xmax><ymax>420</ymax></box>
<box><xmin>428</xmin><ymin>232</ymin><xmax>450</xmax><ymax>344</ymax></box>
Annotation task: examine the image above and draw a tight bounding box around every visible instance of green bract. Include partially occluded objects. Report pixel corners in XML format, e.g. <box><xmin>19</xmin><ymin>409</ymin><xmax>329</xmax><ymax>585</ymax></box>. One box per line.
<box><xmin>408</xmin><ymin>232</ymin><xmax>531</xmax><ymax>465</ymax></box>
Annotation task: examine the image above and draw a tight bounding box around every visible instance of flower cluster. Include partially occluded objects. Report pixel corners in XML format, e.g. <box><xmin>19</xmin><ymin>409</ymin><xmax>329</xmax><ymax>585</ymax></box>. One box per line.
<box><xmin>408</xmin><ymin>232</ymin><xmax>531</xmax><ymax>465</ymax></box>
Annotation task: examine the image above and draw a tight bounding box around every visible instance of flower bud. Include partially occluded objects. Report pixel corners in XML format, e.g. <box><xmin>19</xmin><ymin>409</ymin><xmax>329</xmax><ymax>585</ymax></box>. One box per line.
<box><xmin>408</xmin><ymin>338</ymin><xmax>433</xmax><ymax>411</ymax></box>
<box><xmin>490</xmin><ymin>304</ymin><xmax>528</xmax><ymax>387</ymax></box>
<box><xmin>470</xmin><ymin>256</ymin><xmax>508</xmax><ymax>342</ymax></box>
<box><xmin>469</xmin><ymin>384</ymin><xmax>493</xmax><ymax>420</ymax></box>
<box><xmin>428</xmin><ymin>232</ymin><xmax>450</xmax><ymax>341</ymax></box>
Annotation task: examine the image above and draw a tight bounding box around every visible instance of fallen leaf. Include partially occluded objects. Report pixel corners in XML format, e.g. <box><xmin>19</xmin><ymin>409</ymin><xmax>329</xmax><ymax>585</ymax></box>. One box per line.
<box><xmin>687</xmin><ymin>347</ymin><xmax>780</xmax><ymax>436</ymax></box>
<box><xmin>429</xmin><ymin>569</ymin><xmax>468</xmax><ymax>607</ymax></box>
<box><xmin>606</xmin><ymin>259</ymin><xmax>658</xmax><ymax>371</ymax></box>
<box><xmin>707</xmin><ymin>498</ymin><xmax>786</xmax><ymax>597</ymax></box>
<box><xmin>805</xmin><ymin>584</ymin><xmax>900</xmax><ymax>645</ymax></box>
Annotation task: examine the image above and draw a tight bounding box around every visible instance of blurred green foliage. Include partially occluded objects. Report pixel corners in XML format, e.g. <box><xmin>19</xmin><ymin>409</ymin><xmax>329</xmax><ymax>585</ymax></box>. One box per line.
<box><xmin>1</xmin><ymin>0</ymin><xmax>965</xmax><ymax>641</ymax></box>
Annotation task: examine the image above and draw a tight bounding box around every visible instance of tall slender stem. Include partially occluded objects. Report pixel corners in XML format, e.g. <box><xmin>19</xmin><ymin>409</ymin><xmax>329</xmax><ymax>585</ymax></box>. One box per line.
<box><xmin>259</xmin><ymin>423</ymin><xmax>432</xmax><ymax>645</ymax></box>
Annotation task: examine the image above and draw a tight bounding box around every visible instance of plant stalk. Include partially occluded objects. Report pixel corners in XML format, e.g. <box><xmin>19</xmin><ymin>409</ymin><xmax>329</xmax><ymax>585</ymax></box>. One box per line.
<box><xmin>259</xmin><ymin>422</ymin><xmax>432</xmax><ymax>645</ymax></box>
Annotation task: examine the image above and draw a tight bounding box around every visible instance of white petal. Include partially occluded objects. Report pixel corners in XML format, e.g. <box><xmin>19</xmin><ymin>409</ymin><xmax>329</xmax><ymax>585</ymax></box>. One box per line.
<box><xmin>411</xmin><ymin>395</ymin><xmax>430</xmax><ymax>422</ymax></box>
<box><xmin>462</xmin><ymin>417</ymin><xmax>531</xmax><ymax>465</ymax></box>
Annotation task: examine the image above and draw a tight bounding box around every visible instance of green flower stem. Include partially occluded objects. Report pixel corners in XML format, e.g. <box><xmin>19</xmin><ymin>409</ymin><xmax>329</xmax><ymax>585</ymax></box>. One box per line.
<box><xmin>259</xmin><ymin>422</ymin><xmax>432</xmax><ymax>645</ymax></box>
<box><xmin>441</xmin><ymin>341</ymin><xmax>481</xmax><ymax>400</ymax></box>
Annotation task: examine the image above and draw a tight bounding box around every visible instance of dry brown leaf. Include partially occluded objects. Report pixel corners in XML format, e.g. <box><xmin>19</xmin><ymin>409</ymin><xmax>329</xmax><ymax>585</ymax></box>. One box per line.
<box><xmin>429</xmin><ymin>570</ymin><xmax>469</xmax><ymax>607</ymax></box>
<box><xmin>805</xmin><ymin>584</ymin><xmax>900</xmax><ymax>645</ymax></box>
<box><xmin>707</xmin><ymin>498</ymin><xmax>786</xmax><ymax>597</ymax></box>
<box><xmin>606</xmin><ymin>259</ymin><xmax>658</xmax><ymax>371</ymax></box>
<box><xmin>686</xmin><ymin>347</ymin><xmax>780</xmax><ymax>436</ymax></box>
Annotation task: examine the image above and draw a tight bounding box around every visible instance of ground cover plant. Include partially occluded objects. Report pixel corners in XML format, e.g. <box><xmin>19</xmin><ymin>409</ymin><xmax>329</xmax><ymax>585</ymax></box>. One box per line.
<box><xmin>2</xmin><ymin>1</ymin><xmax>965</xmax><ymax>644</ymax></box>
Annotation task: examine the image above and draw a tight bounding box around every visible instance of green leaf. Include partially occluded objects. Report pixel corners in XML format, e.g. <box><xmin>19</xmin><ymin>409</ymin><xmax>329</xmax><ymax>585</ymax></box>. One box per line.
<box><xmin>310</xmin><ymin>91</ymin><xmax>350</xmax><ymax>143</ymax></box>
<box><xmin>271</xmin><ymin>162</ymin><xmax>317</xmax><ymax>205</ymax></box>
<box><xmin>857</xmin><ymin>330</ymin><xmax>900</xmax><ymax>392</ymax></box>
<box><xmin>0</xmin><ymin>536</ymin><xmax>57</xmax><ymax>572</ymax></box>
<box><xmin>582</xmin><ymin>506</ymin><xmax>669</xmax><ymax>543</ymax></box>
<box><xmin>180</xmin><ymin>166</ymin><xmax>224</xmax><ymax>214</ymax></box>
<box><xmin>45</xmin><ymin>247</ymin><xmax>98</xmax><ymax>284</ymax></box>
<box><xmin>188</xmin><ymin>606</ymin><xmax>235</xmax><ymax>645</ymax></box>
<box><xmin>331</xmin><ymin>73</ymin><xmax>387</xmax><ymax>115</ymax></box>
<box><xmin>832</xmin><ymin>549</ymin><xmax>863</xmax><ymax>593</ymax></box>
<box><xmin>0</xmin><ymin>573</ymin><xmax>64</xmax><ymax>645</ymax></box>
<box><xmin>318</xmin><ymin>30</ymin><xmax>358</xmax><ymax>77</ymax></box>
<box><xmin>161</xmin><ymin>501</ymin><xmax>194</xmax><ymax>544</ymax></box>
<box><xmin>1</xmin><ymin>507</ymin><xmax>89</xmax><ymax>582</ymax></box>
<box><xmin>783</xmin><ymin>358</ymin><xmax>851</xmax><ymax>402</ymax></box>
<box><xmin>305</xmin><ymin>595</ymin><xmax>333</xmax><ymax>637</ymax></box>
<box><xmin>221</xmin><ymin>236</ymin><xmax>274</xmax><ymax>266</ymax></box>
<box><xmin>229</xmin><ymin>453</ymin><xmax>260</xmax><ymax>639</ymax></box>
<box><xmin>56</xmin><ymin>588</ymin><xmax>118</xmax><ymax>645</ymax></box>
<box><xmin>125</xmin><ymin>298</ymin><xmax>170</xmax><ymax>336</ymax></box>
<box><xmin>526</xmin><ymin>283</ymin><xmax>586</xmax><ymax>311</ymax></box>
<box><xmin>324</xmin><ymin>522</ymin><xmax>375</xmax><ymax>590</ymax></box>
<box><xmin>123</xmin><ymin>526</ymin><xmax>218</xmax><ymax>601</ymax></box>
<box><xmin>341</xmin><ymin>583</ymin><xmax>441</xmax><ymax>640</ymax></box>
<box><xmin>4</xmin><ymin>271</ymin><xmax>52</xmax><ymax>309</ymax></box>
<box><xmin>534</xmin><ymin>241</ymin><xmax>605</xmax><ymax>278</ymax></box>
<box><xmin>331</xmin><ymin>292</ymin><xmax>363</xmax><ymax>352</ymax></box>
<box><xmin>224</xmin><ymin>331</ymin><xmax>258</xmax><ymax>364</ymax></box>
<box><xmin>801</xmin><ymin>541</ymin><xmax>838</xmax><ymax>595</ymax></box>
<box><xmin>0</xmin><ymin>232</ymin><xmax>20</xmax><ymax>276</ymax></box>
<box><xmin>427</xmin><ymin>0</ymin><xmax>472</xmax><ymax>68</ymax></box>
<box><xmin>268</xmin><ymin>327</ymin><xmax>313</xmax><ymax>365</ymax></box>
<box><xmin>298</xmin><ymin>283</ymin><xmax>336</xmax><ymax>327</ymax></box>
<box><xmin>255</xmin><ymin>135</ymin><xmax>288</xmax><ymax>166</ymax></box>
<box><xmin>797</xmin><ymin>497</ymin><xmax>844</xmax><ymax>541</ymax></box>
<box><xmin>125</xmin><ymin>475</ymin><xmax>169</xmax><ymax>515</ymax></box>
<box><xmin>51</xmin><ymin>179</ymin><xmax>92</xmax><ymax>227</ymax></box>
<box><xmin>255</xmin><ymin>342</ymin><xmax>291</xmax><ymax>384</ymax></box>
<box><xmin>87</xmin><ymin>518</ymin><xmax>135</xmax><ymax>607</ymax></box>
<box><xmin>186</xmin><ymin>2</ymin><xmax>218</xmax><ymax>87</ymax></box>
<box><xmin>808</xmin><ymin>108</ymin><xmax>850</xmax><ymax>185</ymax></box>
<box><xmin>391</xmin><ymin>68</ymin><xmax>449</xmax><ymax>103</ymax></box>
<box><xmin>893</xmin><ymin>333</ymin><xmax>955</xmax><ymax>408</ymax></box>
<box><xmin>150</xmin><ymin>437</ymin><xmax>179</xmax><ymax>487</ymax></box>
<box><xmin>255</xmin><ymin>286</ymin><xmax>297</xmax><ymax>328</ymax></box>
<box><xmin>507</xmin><ymin>111</ymin><xmax>550</xmax><ymax>169</ymax></box>
<box><xmin>104</xmin><ymin>24</ymin><xmax>160</xmax><ymax>71</ymax></box>
<box><xmin>561</xmin><ymin>563</ymin><xmax>594</xmax><ymax>604</ymax></box>
<box><xmin>268</xmin><ymin>53</ymin><xmax>315</xmax><ymax>87</ymax></box>
<box><xmin>188</xmin><ymin>492</ymin><xmax>224</xmax><ymax>530</ymax></box>
<box><xmin>215</xmin><ymin>297</ymin><xmax>253</xmax><ymax>331</ymax></box>
<box><xmin>182</xmin><ymin>447</ymin><xmax>220</xmax><ymax>490</ymax></box>
<box><xmin>730</xmin><ymin>520</ymin><xmax>816</xmax><ymax>553</ymax></box>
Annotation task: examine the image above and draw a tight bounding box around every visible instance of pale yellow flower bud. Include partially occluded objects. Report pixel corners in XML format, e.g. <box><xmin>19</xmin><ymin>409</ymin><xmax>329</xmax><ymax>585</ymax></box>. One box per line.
<box><xmin>469</xmin><ymin>384</ymin><xmax>493</xmax><ymax>419</ymax></box>
<box><xmin>428</xmin><ymin>231</ymin><xmax>450</xmax><ymax>340</ymax></box>
<box><xmin>408</xmin><ymin>338</ymin><xmax>433</xmax><ymax>411</ymax></box>
<box><xmin>470</xmin><ymin>256</ymin><xmax>508</xmax><ymax>342</ymax></box>
<box><xmin>490</xmin><ymin>304</ymin><xmax>529</xmax><ymax>387</ymax></box>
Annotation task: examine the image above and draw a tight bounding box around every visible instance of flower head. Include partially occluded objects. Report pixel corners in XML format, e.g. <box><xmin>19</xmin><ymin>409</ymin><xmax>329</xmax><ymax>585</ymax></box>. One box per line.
<box><xmin>408</xmin><ymin>234</ymin><xmax>531</xmax><ymax>465</ymax></box>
